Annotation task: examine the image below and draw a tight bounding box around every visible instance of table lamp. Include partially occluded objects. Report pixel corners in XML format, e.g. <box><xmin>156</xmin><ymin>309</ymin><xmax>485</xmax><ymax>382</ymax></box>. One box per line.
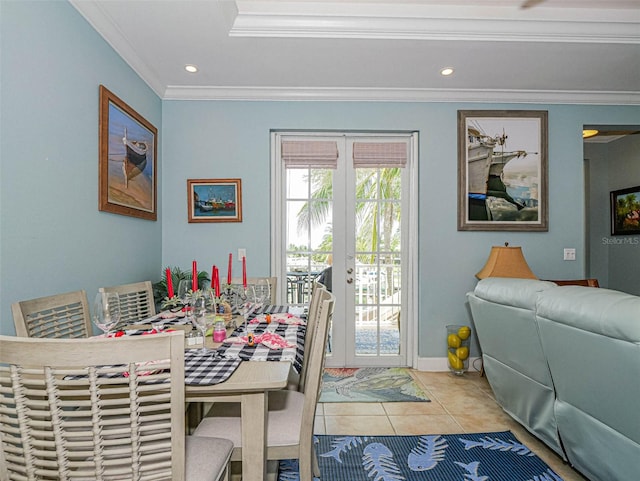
<box><xmin>476</xmin><ymin>242</ymin><xmax>537</xmax><ymax>280</ymax></box>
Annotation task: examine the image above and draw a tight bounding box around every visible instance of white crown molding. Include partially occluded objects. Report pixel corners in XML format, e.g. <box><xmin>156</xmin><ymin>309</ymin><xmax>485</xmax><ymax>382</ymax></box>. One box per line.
<box><xmin>232</xmin><ymin>2</ymin><xmax>640</xmax><ymax>43</ymax></box>
<box><xmin>69</xmin><ymin>0</ymin><xmax>165</xmax><ymax>98</ymax></box>
<box><xmin>163</xmin><ymin>85</ymin><xmax>640</xmax><ymax>105</ymax></box>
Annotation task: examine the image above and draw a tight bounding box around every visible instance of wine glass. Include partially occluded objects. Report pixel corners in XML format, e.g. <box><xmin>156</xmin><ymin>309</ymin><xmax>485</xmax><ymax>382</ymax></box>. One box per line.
<box><xmin>93</xmin><ymin>292</ymin><xmax>121</xmax><ymax>336</ymax></box>
<box><xmin>191</xmin><ymin>294</ymin><xmax>212</xmax><ymax>354</ymax></box>
<box><xmin>250</xmin><ymin>279</ymin><xmax>270</xmax><ymax>313</ymax></box>
<box><xmin>177</xmin><ymin>279</ymin><xmax>192</xmax><ymax>304</ymax></box>
<box><xmin>233</xmin><ymin>285</ymin><xmax>256</xmax><ymax>334</ymax></box>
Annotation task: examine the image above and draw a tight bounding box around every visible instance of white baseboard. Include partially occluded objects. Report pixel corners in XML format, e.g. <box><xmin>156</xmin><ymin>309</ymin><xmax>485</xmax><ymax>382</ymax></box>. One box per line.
<box><xmin>415</xmin><ymin>356</ymin><xmax>482</xmax><ymax>372</ymax></box>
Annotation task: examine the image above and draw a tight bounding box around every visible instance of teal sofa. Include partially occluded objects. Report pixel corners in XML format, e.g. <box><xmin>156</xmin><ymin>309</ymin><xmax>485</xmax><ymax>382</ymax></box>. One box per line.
<box><xmin>467</xmin><ymin>278</ymin><xmax>640</xmax><ymax>481</ymax></box>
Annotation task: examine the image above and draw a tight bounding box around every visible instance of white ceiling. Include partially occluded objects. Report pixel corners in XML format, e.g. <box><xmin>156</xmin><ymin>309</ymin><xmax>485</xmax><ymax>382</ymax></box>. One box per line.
<box><xmin>70</xmin><ymin>0</ymin><xmax>640</xmax><ymax>104</ymax></box>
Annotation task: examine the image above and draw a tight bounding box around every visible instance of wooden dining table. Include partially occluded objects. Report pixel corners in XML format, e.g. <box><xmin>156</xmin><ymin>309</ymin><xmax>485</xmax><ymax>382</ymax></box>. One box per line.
<box><xmin>128</xmin><ymin>308</ymin><xmax>304</xmax><ymax>481</ymax></box>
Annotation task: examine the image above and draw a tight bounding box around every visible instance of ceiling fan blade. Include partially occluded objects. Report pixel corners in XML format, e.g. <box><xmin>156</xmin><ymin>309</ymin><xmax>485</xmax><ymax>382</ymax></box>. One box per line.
<box><xmin>521</xmin><ymin>0</ymin><xmax>546</xmax><ymax>9</ymax></box>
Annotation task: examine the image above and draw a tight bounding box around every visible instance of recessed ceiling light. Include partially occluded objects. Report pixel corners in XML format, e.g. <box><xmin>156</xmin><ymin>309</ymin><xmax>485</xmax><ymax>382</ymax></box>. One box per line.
<box><xmin>440</xmin><ymin>67</ymin><xmax>454</xmax><ymax>76</ymax></box>
<box><xmin>583</xmin><ymin>129</ymin><xmax>599</xmax><ymax>138</ymax></box>
<box><xmin>185</xmin><ymin>64</ymin><xmax>198</xmax><ymax>73</ymax></box>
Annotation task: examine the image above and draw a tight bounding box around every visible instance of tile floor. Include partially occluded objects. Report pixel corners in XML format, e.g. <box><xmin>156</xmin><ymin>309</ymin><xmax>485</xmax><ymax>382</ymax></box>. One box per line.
<box><xmin>314</xmin><ymin>370</ymin><xmax>588</xmax><ymax>481</ymax></box>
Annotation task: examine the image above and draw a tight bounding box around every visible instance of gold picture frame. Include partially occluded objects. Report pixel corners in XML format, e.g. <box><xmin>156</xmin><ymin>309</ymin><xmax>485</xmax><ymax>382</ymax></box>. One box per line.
<box><xmin>99</xmin><ymin>85</ymin><xmax>157</xmax><ymax>221</ymax></box>
<box><xmin>187</xmin><ymin>178</ymin><xmax>243</xmax><ymax>223</ymax></box>
<box><xmin>457</xmin><ymin>110</ymin><xmax>548</xmax><ymax>231</ymax></box>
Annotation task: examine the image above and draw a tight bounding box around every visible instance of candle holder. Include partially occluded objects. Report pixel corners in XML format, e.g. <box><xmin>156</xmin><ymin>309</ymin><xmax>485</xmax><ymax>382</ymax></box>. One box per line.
<box><xmin>160</xmin><ymin>295</ymin><xmax>183</xmax><ymax>311</ymax></box>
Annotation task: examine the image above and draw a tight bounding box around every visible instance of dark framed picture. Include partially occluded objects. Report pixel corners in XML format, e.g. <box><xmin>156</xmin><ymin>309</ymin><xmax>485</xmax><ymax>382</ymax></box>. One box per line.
<box><xmin>187</xmin><ymin>178</ymin><xmax>243</xmax><ymax>223</ymax></box>
<box><xmin>611</xmin><ymin>186</ymin><xmax>640</xmax><ymax>235</ymax></box>
<box><xmin>99</xmin><ymin>85</ymin><xmax>157</xmax><ymax>221</ymax></box>
<box><xmin>457</xmin><ymin>110</ymin><xmax>548</xmax><ymax>231</ymax></box>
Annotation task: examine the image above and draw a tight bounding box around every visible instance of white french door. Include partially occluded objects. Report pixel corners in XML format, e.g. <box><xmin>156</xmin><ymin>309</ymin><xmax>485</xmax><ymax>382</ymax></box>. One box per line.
<box><xmin>271</xmin><ymin>132</ymin><xmax>418</xmax><ymax>368</ymax></box>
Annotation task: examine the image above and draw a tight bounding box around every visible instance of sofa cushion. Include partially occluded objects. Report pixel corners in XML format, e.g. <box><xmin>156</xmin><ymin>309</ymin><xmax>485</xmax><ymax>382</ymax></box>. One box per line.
<box><xmin>473</xmin><ymin>278</ymin><xmax>557</xmax><ymax>310</ymax></box>
<box><xmin>536</xmin><ymin>286</ymin><xmax>640</xmax><ymax>342</ymax></box>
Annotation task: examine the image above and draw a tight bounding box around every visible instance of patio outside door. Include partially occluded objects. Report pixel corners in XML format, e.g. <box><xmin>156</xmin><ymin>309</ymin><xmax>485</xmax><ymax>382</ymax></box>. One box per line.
<box><xmin>272</xmin><ymin>132</ymin><xmax>417</xmax><ymax>368</ymax></box>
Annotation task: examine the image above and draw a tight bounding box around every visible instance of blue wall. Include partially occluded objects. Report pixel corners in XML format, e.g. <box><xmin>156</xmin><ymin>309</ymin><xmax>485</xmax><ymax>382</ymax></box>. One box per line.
<box><xmin>1</xmin><ymin>2</ymin><xmax>638</xmax><ymax>360</ymax></box>
<box><xmin>161</xmin><ymin>101</ymin><xmax>640</xmax><ymax>359</ymax></box>
<box><xmin>0</xmin><ymin>1</ymin><xmax>162</xmax><ymax>335</ymax></box>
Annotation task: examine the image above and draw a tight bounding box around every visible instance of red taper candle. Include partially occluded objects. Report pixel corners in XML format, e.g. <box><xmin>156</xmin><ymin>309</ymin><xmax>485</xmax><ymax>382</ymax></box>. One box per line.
<box><xmin>227</xmin><ymin>253</ymin><xmax>232</xmax><ymax>284</ymax></box>
<box><xmin>166</xmin><ymin>268</ymin><xmax>174</xmax><ymax>298</ymax></box>
<box><xmin>192</xmin><ymin>260</ymin><xmax>198</xmax><ymax>291</ymax></box>
<box><xmin>242</xmin><ymin>256</ymin><xmax>247</xmax><ymax>288</ymax></box>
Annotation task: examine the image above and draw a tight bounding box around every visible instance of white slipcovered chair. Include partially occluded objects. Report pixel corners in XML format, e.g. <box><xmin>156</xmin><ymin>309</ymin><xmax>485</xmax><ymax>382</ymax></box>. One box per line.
<box><xmin>0</xmin><ymin>332</ymin><xmax>233</xmax><ymax>481</ymax></box>
<box><xmin>194</xmin><ymin>286</ymin><xmax>335</xmax><ymax>481</ymax></box>
<box><xmin>11</xmin><ymin>289</ymin><xmax>92</xmax><ymax>338</ymax></box>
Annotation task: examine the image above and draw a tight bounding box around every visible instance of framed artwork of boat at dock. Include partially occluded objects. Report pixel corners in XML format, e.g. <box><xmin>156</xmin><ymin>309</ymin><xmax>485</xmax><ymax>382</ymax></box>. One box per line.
<box><xmin>457</xmin><ymin>110</ymin><xmax>548</xmax><ymax>232</ymax></box>
<box><xmin>187</xmin><ymin>178</ymin><xmax>243</xmax><ymax>223</ymax></box>
<box><xmin>99</xmin><ymin>85</ymin><xmax>157</xmax><ymax>221</ymax></box>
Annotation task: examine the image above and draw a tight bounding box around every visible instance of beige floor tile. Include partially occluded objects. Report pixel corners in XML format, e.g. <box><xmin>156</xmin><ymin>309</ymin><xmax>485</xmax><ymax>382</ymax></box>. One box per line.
<box><xmin>382</xmin><ymin>401</ymin><xmax>446</xmax><ymax>416</ymax></box>
<box><xmin>324</xmin><ymin>415</ymin><xmax>395</xmax><ymax>435</ymax></box>
<box><xmin>313</xmin><ymin>415</ymin><xmax>326</xmax><ymax>435</ymax></box>
<box><xmin>389</xmin><ymin>414</ymin><xmax>463</xmax><ymax>435</ymax></box>
<box><xmin>321</xmin><ymin>402</ymin><xmax>386</xmax><ymax>416</ymax></box>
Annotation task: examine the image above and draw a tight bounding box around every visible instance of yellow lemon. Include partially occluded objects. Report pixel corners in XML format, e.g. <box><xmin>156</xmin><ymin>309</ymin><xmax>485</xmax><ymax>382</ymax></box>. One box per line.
<box><xmin>448</xmin><ymin>351</ymin><xmax>464</xmax><ymax>370</ymax></box>
<box><xmin>447</xmin><ymin>333</ymin><xmax>461</xmax><ymax>349</ymax></box>
<box><xmin>456</xmin><ymin>346</ymin><xmax>469</xmax><ymax>360</ymax></box>
<box><xmin>457</xmin><ymin>326</ymin><xmax>471</xmax><ymax>340</ymax></box>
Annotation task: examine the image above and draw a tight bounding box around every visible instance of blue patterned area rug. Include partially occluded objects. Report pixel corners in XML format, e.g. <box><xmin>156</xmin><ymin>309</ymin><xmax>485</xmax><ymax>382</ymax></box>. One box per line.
<box><xmin>319</xmin><ymin>367</ymin><xmax>430</xmax><ymax>402</ymax></box>
<box><xmin>278</xmin><ymin>431</ymin><xmax>564</xmax><ymax>481</ymax></box>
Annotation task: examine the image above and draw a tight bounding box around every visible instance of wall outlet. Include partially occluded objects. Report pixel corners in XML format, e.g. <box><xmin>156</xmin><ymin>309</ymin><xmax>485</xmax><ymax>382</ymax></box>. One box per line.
<box><xmin>563</xmin><ymin>248</ymin><xmax>576</xmax><ymax>261</ymax></box>
<box><xmin>238</xmin><ymin>248</ymin><xmax>246</xmax><ymax>260</ymax></box>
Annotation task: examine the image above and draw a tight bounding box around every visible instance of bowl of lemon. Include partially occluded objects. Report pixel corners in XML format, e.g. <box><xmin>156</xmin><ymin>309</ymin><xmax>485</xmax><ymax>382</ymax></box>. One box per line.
<box><xmin>446</xmin><ymin>325</ymin><xmax>471</xmax><ymax>375</ymax></box>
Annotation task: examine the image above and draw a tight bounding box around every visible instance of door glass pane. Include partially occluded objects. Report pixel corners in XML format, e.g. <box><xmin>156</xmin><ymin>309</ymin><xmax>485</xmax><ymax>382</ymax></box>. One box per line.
<box><xmin>286</xmin><ymin>168</ymin><xmax>333</xmax><ymax>307</ymax></box>
<box><xmin>354</xmin><ymin>165</ymin><xmax>402</xmax><ymax>360</ymax></box>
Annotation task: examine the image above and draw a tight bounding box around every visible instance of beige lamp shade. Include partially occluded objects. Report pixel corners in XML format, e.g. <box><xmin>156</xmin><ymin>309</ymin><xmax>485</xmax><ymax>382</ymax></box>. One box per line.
<box><xmin>476</xmin><ymin>244</ymin><xmax>537</xmax><ymax>280</ymax></box>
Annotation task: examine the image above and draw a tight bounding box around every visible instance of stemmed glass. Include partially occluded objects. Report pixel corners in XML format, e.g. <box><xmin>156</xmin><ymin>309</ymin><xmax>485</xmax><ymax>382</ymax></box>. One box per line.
<box><xmin>93</xmin><ymin>292</ymin><xmax>121</xmax><ymax>336</ymax></box>
<box><xmin>178</xmin><ymin>279</ymin><xmax>193</xmax><ymax>321</ymax></box>
<box><xmin>191</xmin><ymin>293</ymin><xmax>213</xmax><ymax>354</ymax></box>
<box><xmin>252</xmin><ymin>279</ymin><xmax>271</xmax><ymax>313</ymax></box>
<box><xmin>233</xmin><ymin>285</ymin><xmax>256</xmax><ymax>335</ymax></box>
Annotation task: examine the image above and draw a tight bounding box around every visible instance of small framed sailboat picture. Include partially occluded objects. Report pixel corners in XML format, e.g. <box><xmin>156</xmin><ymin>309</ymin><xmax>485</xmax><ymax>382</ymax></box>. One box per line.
<box><xmin>457</xmin><ymin>110</ymin><xmax>548</xmax><ymax>231</ymax></box>
<box><xmin>187</xmin><ymin>178</ymin><xmax>243</xmax><ymax>223</ymax></box>
<box><xmin>99</xmin><ymin>85</ymin><xmax>157</xmax><ymax>221</ymax></box>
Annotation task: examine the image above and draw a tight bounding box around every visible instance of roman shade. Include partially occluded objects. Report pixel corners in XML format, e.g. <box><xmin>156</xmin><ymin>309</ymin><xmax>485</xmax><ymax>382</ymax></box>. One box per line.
<box><xmin>281</xmin><ymin>140</ymin><xmax>338</xmax><ymax>169</ymax></box>
<box><xmin>352</xmin><ymin>141</ymin><xmax>408</xmax><ymax>168</ymax></box>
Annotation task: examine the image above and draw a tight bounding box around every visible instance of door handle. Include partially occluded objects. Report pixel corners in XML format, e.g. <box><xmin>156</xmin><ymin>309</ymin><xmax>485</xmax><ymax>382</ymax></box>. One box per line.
<box><xmin>347</xmin><ymin>268</ymin><xmax>353</xmax><ymax>274</ymax></box>
<box><xmin>346</xmin><ymin>278</ymin><xmax>353</xmax><ymax>284</ymax></box>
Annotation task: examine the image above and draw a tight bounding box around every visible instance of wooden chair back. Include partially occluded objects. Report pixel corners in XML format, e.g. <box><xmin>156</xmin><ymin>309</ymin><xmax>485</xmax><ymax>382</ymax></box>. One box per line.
<box><xmin>297</xmin><ymin>288</ymin><xmax>335</xmax><ymax>477</ymax></box>
<box><xmin>100</xmin><ymin>280</ymin><xmax>156</xmax><ymax>324</ymax></box>
<box><xmin>11</xmin><ymin>290</ymin><xmax>91</xmax><ymax>338</ymax></box>
<box><xmin>0</xmin><ymin>332</ymin><xmax>189</xmax><ymax>480</ymax></box>
<box><xmin>230</xmin><ymin>276</ymin><xmax>278</xmax><ymax>304</ymax></box>
<box><xmin>298</xmin><ymin>281</ymin><xmax>330</xmax><ymax>392</ymax></box>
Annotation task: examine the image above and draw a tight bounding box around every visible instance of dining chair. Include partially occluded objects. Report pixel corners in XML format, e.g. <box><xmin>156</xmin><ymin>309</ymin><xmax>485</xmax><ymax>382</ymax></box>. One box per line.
<box><xmin>0</xmin><ymin>332</ymin><xmax>233</xmax><ymax>481</ymax></box>
<box><xmin>11</xmin><ymin>289</ymin><xmax>92</xmax><ymax>338</ymax></box>
<box><xmin>100</xmin><ymin>280</ymin><xmax>156</xmax><ymax>324</ymax></box>
<box><xmin>231</xmin><ymin>276</ymin><xmax>278</xmax><ymax>303</ymax></box>
<box><xmin>289</xmin><ymin>280</ymin><xmax>326</xmax><ymax>391</ymax></box>
<box><xmin>193</xmin><ymin>287</ymin><xmax>336</xmax><ymax>481</ymax></box>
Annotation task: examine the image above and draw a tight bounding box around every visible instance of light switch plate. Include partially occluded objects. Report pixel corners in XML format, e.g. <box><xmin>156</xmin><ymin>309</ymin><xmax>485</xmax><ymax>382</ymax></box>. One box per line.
<box><xmin>238</xmin><ymin>248</ymin><xmax>246</xmax><ymax>260</ymax></box>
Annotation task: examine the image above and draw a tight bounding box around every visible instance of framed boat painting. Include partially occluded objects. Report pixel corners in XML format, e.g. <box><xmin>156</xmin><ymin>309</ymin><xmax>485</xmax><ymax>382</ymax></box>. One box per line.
<box><xmin>187</xmin><ymin>178</ymin><xmax>243</xmax><ymax>223</ymax></box>
<box><xmin>457</xmin><ymin>110</ymin><xmax>548</xmax><ymax>231</ymax></box>
<box><xmin>99</xmin><ymin>85</ymin><xmax>157</xmax><ymax>221</ymax></box>
<box><xmin>610</xmin><ymin>186</ymin><xmax>640</xmax><ymax>235</ymax></box>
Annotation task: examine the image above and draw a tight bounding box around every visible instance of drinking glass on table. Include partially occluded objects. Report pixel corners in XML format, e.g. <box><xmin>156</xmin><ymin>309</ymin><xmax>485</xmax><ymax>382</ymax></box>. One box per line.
<box><xmin>93</xmin><ymin>291</ymin><xmax>121</xmax><ymax>336</ymax></box>
<box><xmin>233</xmin><ymin>285</ymin><xmax>256</xmax><ymax>334</ymax></box>
<box><xmin>191</xmin><ymin>294</ymin><xmax>212</xmax><ymax>354</ymax></box>
<box><xmin>252</xmin><ymin>279</ymin><xmax>271</xmax><ymax>312</ymax></box>
<box><xmin>178</xmin><ymin>279</ymin><xmax>193</xmax><ymax>321</ymax></box>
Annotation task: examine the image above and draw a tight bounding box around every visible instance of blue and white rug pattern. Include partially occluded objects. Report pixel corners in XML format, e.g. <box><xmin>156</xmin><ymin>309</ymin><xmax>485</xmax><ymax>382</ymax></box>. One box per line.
<box><xmin>278</xmin><ymin>431</ymin><xmax>563</xmax><ymax>481</ymax></box>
